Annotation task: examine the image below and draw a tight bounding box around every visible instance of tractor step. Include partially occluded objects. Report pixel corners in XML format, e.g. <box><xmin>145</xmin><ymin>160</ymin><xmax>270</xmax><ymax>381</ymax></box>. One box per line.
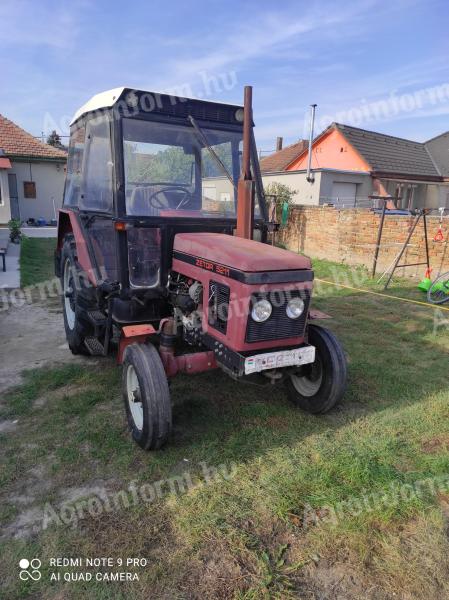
<box><xmin>87</xmin><ymin>310</ymin><xmax>107</xmax><ymax>326</ymax></box>
<box><xmin>86</xmin><ymin>310</ymin><xmax>108</xmax><ymax>338</ymax></box>
<box><xmin>84</xmin><ymin>336</ymin><xmax>105</xmax><ymax>356</ymax></box>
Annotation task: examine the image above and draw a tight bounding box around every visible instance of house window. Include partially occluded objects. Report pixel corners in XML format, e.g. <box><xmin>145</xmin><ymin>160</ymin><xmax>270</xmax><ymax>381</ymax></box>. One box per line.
<box><xmin>24</xmin><ymin>181</ymin><xmax>36</xmax><ymax>198</ymax></box>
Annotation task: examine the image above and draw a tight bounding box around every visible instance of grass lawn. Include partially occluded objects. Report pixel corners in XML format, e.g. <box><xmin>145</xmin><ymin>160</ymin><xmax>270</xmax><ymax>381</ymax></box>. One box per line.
<box><xmin>20</xmin><ymin>237</ymin><xmax>55</xmax><ymax>287</ymax></box>
<box><xmin>1</xmin><ymin>254</ymin><xmax>449</xmax><ymax>599</ymax></box>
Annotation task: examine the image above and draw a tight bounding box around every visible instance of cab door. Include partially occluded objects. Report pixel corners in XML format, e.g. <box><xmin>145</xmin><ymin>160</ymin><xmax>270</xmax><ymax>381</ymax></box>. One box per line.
<box><xmin>79</xmin><ymin>115</ymin><xmax>118</xmax><ymax>282</ymax></box>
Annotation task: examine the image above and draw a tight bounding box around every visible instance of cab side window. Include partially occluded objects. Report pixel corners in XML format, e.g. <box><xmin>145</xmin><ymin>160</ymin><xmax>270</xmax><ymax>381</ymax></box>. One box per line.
<box><xmin>64</xmin><ymin>125</ymin><xmax>85</xmax><ymax>207</ymax></box>
<box><xmin>80</xmin><ymin>116</ymin><xmax>114</xmax><ymax>212</ymax></box>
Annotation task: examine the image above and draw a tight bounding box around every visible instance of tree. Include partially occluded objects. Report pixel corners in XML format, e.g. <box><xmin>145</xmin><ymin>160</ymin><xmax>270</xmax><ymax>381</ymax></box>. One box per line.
<box><xmin>125</xmin><ymin>145</ymin><xmax>194</xmax><ymax>184</ymax></box>
<box><xmin>46</xmin><ymin>130</ymin><xmax>64</xmax><ymax>149</ymax></box>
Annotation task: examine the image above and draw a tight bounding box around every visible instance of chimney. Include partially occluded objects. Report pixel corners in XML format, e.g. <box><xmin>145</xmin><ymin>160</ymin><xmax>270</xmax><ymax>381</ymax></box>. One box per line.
<box><xmin>276</xmin><ymin>136</ymin><xmax>283</xmax><ymax>152</ymax></box>
<box><xmin>306</xmin><ymin>104</ymin><xmax>317</xmax><ymax>183</ymax></box>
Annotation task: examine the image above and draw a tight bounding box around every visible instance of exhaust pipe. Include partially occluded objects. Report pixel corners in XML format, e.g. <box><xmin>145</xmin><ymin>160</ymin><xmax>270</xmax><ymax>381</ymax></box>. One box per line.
<box><xmin>306</xmin><ymin>103</ymin><xmax>317</xmax><ymax>183</ymax></box>
<box><xmin>236</xmin><ymin>85</ymin><xmax>254</xmax><ymax>239</ymax></box>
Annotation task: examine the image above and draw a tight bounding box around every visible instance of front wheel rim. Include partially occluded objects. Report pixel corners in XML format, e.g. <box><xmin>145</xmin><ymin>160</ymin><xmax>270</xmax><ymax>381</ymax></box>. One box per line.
<box><xmin>290</xmin><ymin>356</ymin><xmax>323</xmax><ymax>397</ymax></box>
<box><xmin>63</xmin><ymin>258</ymin><xmax>76</xmax><ymax>330</ymax></box>
<box><xmin>126</xmin><ymin>365</ymin><xmax>144</xmax><ymax>431</ymax></box>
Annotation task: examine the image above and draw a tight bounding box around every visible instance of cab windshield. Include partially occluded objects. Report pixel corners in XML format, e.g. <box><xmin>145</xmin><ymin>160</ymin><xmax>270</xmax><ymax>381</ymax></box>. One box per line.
<box><xmin>123</xmin><ymin>118</ymin><xmax>243</xmax><ymax>218</ymax></box>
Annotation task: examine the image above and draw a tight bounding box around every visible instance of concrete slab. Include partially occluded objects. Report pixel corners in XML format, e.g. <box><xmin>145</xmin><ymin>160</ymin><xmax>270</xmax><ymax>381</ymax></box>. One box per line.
<box><xmin>21</xmin><ymin>227</ymin><xmax>57</xmax><ymax>238</ymax></box>
<box><xmin>0</xmin><ymin>229</ymin><xmax>9</xmax><ymax>248</ymax></box>
<box><xmin>0</xmin><ymin>226</ymin><xmax>57</xmax><ymax>239</ymax></box>
<box><xmin>0</xmin><ymin>242</ymin><xmax>20</xmax><ymax>289</ymax></box>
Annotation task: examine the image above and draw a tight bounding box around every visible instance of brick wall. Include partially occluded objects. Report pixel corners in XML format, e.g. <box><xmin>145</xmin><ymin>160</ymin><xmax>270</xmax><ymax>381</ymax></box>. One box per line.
<box><xmin>281</xmin><ymin>206</ymin><xmax>449</xmax><ymax>278</ymax></box>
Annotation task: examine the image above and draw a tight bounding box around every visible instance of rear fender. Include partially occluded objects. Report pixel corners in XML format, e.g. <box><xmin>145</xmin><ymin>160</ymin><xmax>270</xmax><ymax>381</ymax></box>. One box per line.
<box><xmin>56</xmin><ymin>209</ymin><xmax>97</xmax><ymax>285</ymax></box>
<box><xmin>118</xmin><ymin>325</ymin><xmax>157</xmax><ymax>364</ymax></box>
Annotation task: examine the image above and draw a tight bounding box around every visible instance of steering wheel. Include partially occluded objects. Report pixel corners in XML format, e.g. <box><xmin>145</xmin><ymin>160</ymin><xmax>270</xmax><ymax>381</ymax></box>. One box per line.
<box><xmin>147</xmin><ymin>184</ymin><xmax>193</xmax><ymax>210</ymax></box>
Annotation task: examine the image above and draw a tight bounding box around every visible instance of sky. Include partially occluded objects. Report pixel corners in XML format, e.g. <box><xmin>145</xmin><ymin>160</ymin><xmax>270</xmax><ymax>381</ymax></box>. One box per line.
<box><xmin>0</xmin><ymin>0</ymin><xmax>448</xmax><ymax>154</ymax></box>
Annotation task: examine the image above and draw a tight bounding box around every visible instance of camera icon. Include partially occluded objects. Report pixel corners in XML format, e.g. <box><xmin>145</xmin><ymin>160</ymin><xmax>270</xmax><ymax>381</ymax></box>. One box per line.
<box><xmin>19</xmin><ymin>558</ymin><xmax>42</xmax><ymax>581</ymax></box>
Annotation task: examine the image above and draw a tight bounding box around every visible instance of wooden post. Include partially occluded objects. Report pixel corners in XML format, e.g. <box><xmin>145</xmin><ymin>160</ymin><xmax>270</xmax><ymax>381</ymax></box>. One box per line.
<box><xmin>372</xmin><ymin>199</ymin><xmax>387</xmax><ymax>278</ymax></box>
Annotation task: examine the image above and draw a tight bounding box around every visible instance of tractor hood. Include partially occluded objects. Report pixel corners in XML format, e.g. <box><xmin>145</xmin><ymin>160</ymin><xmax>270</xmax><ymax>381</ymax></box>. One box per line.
<box><xmin>173</xmin><ymin>233</ymin><xmax>311</xmax><ymax>272</ymax></box>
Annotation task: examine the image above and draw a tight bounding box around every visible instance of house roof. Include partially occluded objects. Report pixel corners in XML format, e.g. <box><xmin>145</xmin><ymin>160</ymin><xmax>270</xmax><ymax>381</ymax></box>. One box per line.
<box><xmin>425</xmin><ymin>130</ymin><xmax>449</xmax><ymax>144</ymax></box>
<box><xmin>0</xmin><ymin>114</ymin><xmax>67</xmax><ymax>161</ymax></box>
<box><xmin>335</xmin><ymin>123</ymin><xmax>439</xmax><ymax>177</ymax></box>
<box><xmin>259</xmin><ymin>139</ymin><xmax>308</xmax><ymax>172</ymax></box>
<box><xmin>293</xmin><ymin>122</ymin><xmax>439</xmax><ymax>177</ymax></box>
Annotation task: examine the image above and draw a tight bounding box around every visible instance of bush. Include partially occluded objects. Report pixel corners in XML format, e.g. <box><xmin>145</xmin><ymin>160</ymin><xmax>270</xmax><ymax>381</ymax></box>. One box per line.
<box><xmin>8</xmin><ymin>218</ymin><xmax>21</xmax><ymax>243</ymax></box>
<box><xmin>264</xmin><ymin>182</ymin><xmax>297</xmax><ymax>223</ymax></box>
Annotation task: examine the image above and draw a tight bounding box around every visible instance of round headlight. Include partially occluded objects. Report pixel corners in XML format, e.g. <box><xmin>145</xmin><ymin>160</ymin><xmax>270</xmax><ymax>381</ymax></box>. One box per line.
<box><xmin>286</xmin><ymin>297</ymin><xmax>305</xmax><ymax>319</ymax></box>
<box><xmin>251</xmin><ymin>299</ymin><xmax>272</xmax><ymax>323</ymax></box>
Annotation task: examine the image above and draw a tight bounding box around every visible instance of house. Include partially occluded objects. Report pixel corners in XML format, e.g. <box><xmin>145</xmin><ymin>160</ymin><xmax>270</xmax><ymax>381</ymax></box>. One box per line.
<box><xmin>0</xmin><ymin>115</ymin><xmax>67</xmax><ymax>224</ymax></box>
<box><xmin>260</xmin><ymin>139</ymin><xmax>308</xmax><ymax>173</ymax></box>
<box><xmin>424</xmin><ymin>131</ymin><xmax>449</xmax><ymax>178</ymax></box>
<box><xmin>260</xmin><ymin>123</ymin><xmax>449</xmax><ymax>209</ymax></box>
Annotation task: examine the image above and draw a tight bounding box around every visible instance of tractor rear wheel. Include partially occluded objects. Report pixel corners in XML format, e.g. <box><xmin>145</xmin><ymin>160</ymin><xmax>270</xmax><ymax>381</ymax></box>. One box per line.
<box><xmin>60</xmin><ymin>234</ymin><xmax>96</xmax><ymax>355</ymax></box>
<box><xmin>122</xmin><ymin>343</ymin><xmax>172</xmax><ymax>450</ymax></box>
<box><xmin>286</xmin><ymin>324</ymin><xmax>347</xmax><ymax>414</ymax></box>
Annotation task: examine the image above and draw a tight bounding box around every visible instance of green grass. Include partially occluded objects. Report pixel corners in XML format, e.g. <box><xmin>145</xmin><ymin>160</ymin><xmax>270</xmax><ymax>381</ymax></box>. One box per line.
<box><xmin>1</xmin><ymin>256</ymin><xmax>449</xmax><ymax>599</ymax></box>
<box><xmin>20</xmin><ymin>237</ymin><xmax>55</xmax><ymax>287</ymax></box>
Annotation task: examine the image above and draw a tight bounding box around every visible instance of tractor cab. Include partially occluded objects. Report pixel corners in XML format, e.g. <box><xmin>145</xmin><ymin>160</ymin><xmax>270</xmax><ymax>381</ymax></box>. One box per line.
<box><xmin>56</xmin><ymin>86</ymin><xmax>347</xmax><ymax>451</ymax></box>
<box><xmin>58</xmin><ymin>88</ymin><xmax>266</xmax><ymax>298</ymax></box>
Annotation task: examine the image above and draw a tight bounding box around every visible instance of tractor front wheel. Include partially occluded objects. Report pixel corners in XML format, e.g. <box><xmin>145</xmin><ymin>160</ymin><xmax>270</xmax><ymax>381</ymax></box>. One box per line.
<box><xmin>286</xmin><ymin>324</ymin><xmax>347</xmax><ymax>414</ymax></box>
<box><xmin>122</xmin><ymin>343</ymin><xmax>172</xmax><ymax>450</ymax></box>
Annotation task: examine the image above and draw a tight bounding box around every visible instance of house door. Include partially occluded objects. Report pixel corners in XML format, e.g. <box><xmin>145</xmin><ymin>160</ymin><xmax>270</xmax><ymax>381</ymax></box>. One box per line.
<box><xmin>331</xmin><ymin>182</ymin><xmax>357</xmax><ymax>207</ymax></box>
<box><xmin>8</xmin><ymin>174</ymin><xmax>20</xmax><ymax>220</ymax></box>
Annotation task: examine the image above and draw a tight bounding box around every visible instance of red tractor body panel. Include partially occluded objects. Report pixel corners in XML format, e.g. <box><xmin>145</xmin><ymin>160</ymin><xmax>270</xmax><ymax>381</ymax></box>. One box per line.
<box><xmin>174</xmin><ymin>233</ymin><xmax>311</xmax><ymax>272</ymax></box>
<box><xmin>57</xmin><ymin>208</ymin><xmax>97</xmax><ymax>285</ymax></box>
<box><xmin>173</xmin><ymin>233</ymin><xmax>313</xmax><ymax>352</ymax></box>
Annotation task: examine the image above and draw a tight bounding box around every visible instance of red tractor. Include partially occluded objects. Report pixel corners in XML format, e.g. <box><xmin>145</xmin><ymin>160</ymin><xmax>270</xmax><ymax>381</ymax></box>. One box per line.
<box><xmin>55</xmin><ymin>86</ymin><xmax>347</xmax><ymax>450</ymax></box>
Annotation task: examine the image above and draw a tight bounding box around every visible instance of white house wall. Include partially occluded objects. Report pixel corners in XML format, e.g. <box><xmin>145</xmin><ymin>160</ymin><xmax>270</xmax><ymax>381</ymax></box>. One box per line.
<box><xmin>262</xmin><ymin>170</ymin><xmax>372</xmax><ymax>206</ymax></box>
<box><xmin>425</xmin><ymin>183</ymin><xmax>449</xmax><ymax>208</ymax></box>
<box><xmin>9</xmin><ymin>160</ymin><xmax>65</xmax><ymax>222</ymax></box>
<box><xmin>261</xmin><ymin>171</ymin><xmax>323</xmax><ymax>205</ymax></box>
<box><xmin>318</xmin><ymin>171</ymin><xmax>372</xmax><ymax>206</ymax></box>
<box><xmin>202</xmin><ymin>172</ymin><xmax>324</xmax><ymax>206</ymax></box>
<box><xmin>204</xmin><ymin>170</ymin><xmax>373</xmax><ymax>207</ymax></box>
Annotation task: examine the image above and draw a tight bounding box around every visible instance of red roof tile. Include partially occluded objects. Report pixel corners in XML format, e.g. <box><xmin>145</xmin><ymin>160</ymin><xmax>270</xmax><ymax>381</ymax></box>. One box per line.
<box><xmin>0</xmin><ymin>114</ymin><xmax>67</xmax><ymax>161</ymax></box>
<box><xmin>259</xmin><ymin>140</ymin><xmax>308</xmax><ymax>172</ymax></box>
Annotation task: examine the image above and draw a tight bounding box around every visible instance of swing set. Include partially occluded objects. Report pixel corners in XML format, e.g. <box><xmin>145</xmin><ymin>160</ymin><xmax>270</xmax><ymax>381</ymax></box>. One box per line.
<box><xmin>371</xmin><ymin>202</ymin><xmax>449</xmax><ymax>303</ymax></box>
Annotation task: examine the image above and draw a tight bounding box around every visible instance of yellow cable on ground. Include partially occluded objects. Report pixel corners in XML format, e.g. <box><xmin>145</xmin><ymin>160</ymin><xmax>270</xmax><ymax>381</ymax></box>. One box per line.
<box><xmin>315</xmin><ymin>278</ymin><xmax>449</xmax><ymax>313</ymax></box>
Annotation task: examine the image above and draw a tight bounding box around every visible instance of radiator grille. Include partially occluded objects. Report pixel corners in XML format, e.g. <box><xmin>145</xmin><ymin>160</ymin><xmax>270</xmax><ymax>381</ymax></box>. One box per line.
<box><xmin>208</xmin><ymin>281</ymin><xmax>230</xmax><ymax>334</ymax></box>
<box><xmin>245</xmin><ymin>290</ymin><xmax>310</xmax><ymax>343</ymax></box>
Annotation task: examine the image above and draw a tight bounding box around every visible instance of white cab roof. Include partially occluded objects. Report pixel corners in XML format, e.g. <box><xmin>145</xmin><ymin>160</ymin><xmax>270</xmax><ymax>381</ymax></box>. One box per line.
<box><xmin>70</xmin><ymin>87</ymin><xmax>125</xmax><ymax>125</ymax></box>
<box><xmin>70</xmin><ymin>87</ymin><xmax>243</xmax><ymax>126</ymax></box>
